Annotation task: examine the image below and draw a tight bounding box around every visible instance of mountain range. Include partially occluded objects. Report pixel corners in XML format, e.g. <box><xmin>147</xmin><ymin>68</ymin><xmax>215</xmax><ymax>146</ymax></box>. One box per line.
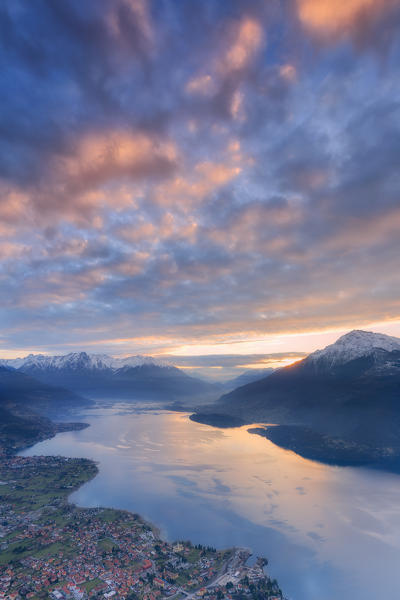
<box><xmin>3</xmin><ymin>330</ymin><xmax>400</xmax><ymax>470</ymax></box>
<box><xmin>0</xmin><ymin>351</ymin><xmax>223</xmax><ymax>452</ymax></box>
<box><xmin>192</xmin><ymin>330</ymin><xmax>400</xmax><ymax>470</ymax></box>
<box><xmin>0</xmin><ymin>352</ymin><xmax>167</xmax><ymax>371</ymax></box>
<box><xmin>0</xmin><ymin>352</ymin><xmax>218</xmax><ymax>402</ymax></box>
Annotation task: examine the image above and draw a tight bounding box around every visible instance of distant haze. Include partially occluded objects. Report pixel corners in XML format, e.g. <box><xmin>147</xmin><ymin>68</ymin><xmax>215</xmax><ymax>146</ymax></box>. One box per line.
<box><xmin>160</xmin><ymin>353</ymin><xmax>306</xmax><ymax>381</ymax></box>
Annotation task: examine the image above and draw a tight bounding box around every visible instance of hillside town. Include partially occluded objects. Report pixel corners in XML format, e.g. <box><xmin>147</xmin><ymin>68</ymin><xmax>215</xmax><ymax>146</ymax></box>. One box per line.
<box><xmin>0</xmin><ymin>456</ymin><xmax>283</xmax><ymax>600</ymax></box>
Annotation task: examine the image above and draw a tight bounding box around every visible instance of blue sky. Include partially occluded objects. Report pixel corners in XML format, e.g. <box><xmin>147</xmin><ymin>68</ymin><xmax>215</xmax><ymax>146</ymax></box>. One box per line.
<box><xmin>0</xmin><ymin>0</ymin><xmax>400</xmax><ymax>370</ymax></box>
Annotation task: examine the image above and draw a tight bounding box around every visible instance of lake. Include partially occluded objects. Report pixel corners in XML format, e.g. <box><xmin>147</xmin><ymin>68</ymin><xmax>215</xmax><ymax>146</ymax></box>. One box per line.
<box><xmin>21</xmin><ymin>405</ymin><xmax>400</xmax><ymax>600</ymax></box>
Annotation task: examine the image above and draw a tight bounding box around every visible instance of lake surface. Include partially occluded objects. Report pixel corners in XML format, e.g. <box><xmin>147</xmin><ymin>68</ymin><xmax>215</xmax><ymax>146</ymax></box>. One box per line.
<box><xmin>21</xmin><ymin>405</ymin><xmax>400</xmax><ymax>600</ymax></box>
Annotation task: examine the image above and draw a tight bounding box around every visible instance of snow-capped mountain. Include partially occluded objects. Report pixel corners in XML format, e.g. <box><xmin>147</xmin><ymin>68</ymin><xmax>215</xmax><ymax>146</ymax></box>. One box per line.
<box><xmin>0</xmin><ymin>351</ymin><xmax>166</xmax><ymax>372</ymax></box>
<box><xmin>0</xmin><ymin>351</ymin><xmax>216</xmax><ymax>401</ymax></box>
<box><xmin>306</xmin><ymin>330</ymin><xmax>400</xmax><ymax>370</ymax></box>
<box><xmin>198</xmin><ymin>329</ymin><xmax>400</xmax><ymax>464</ymax></box>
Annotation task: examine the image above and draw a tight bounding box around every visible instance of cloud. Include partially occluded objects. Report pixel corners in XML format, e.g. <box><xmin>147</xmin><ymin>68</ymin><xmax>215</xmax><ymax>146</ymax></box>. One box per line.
<box><xmin>0</xmin><ymin>129</ymin><xmax>178</xmax><ymax>227</ymax></box>
<box><xmin>185</xmin><ymin>15</ymin><xmax>266</xmax><ymax>121</ymax></box>
<box><xmin>107</xmin><ymin>0</ymin><xmax>155</xmax><ymax>52</ymax></box>
<box><xmin>0</xmin><ymin>185</ymin><xmax>31</xmax><ymax>224</ymax></box>
<box><xmin>186</xmin><ymin>74</ymin><xmax>215</xmax><ymax>96</ymax></box>
<box><xmin>296</xmin><ymin>0</ymin><xmax>400</xmax><ymax>48</ymax></box>
<box><xmin>152</xmin><ymin>160</ymin><xmax>241</xmax><ymax>209</ymax></box>
<box><xmin>279</xmin><ymin>64</ymin><xmax>297</xmax><ymax>82</ymax></box>
<box><xmin>218</xmin><ymin>17</ymin><xmax>264</xmax><ymax>74</ymax></box>
<box><xmin>159</xmin><ymin>352</ymin><xmax>306</xmax><ymax>380</ymax></box>
<box><xmin>186</xmin><ymin>16</ymin><xmax>264</xmax><ymax>93</ymax></box>
<box><xmin>0</xmin><ymin>0</ymin><xmax>399</xmax><ymax>358</ymax></box>
<box><xmin>0</xmin><ymin>241</ymin><xmax>26</xmax><ymax>260</ymax></box>
<box><xmin>63</xmin><ymin>131</ymin><xmax>177</xmax><ymax>187</ymax></box>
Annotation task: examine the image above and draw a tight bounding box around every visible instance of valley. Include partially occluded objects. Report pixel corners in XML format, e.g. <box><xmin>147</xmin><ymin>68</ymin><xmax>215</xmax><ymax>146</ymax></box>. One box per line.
<box><xmin>2</xmin><ymin>3</ymin><xmax>399</xmax><ymax>599</ymax></box>
<box><xmin>1</xmin><ymin>329</ymin><xmax>400</xmax><ymax>599</ymax></box>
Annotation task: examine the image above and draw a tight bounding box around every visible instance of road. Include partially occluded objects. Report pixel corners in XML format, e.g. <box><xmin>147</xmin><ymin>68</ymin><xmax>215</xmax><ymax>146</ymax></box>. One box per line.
<box><xmin>176</xmin><ymin>549</ymin><xmax>249</xmax><ymax>599</ymax></box>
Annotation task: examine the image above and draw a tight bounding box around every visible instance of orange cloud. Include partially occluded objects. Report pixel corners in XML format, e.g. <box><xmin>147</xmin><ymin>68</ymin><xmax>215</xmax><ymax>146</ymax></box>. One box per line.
<box><xmin>221</xmin><ymin>17</ymin><xmax>264</xmax><ymax>73</ymax></box>
<box><xmin>195</xmin><ymin>161</ymin><xmax>241</xmax><ymax>186</ymax></box>
<box><xmin>227</xmin><ymin>139</ymin><xmax>241</xmax><ymax>153</ymax></box>
<box><xmin>63</xmin><ymin>130</ymin><xmax>177</xmax><ymax>187</ymax></box>
<box><xmin>186</xmin><ymin>16</ymin><xmax>264</xmax><ymax>97</ymax></box>
<box><xmin>117</xmin><ymin>212</ymin><xmax>199</xmax><ymax>248</ymax></box>
<box><xmin>230</xmin><ymin>90</ymin><xmax>245</xmax><ymax>120</ymax></box>
<box><xmin>280</xmin><ymin>64</ymin><xmax>297</xmax><ymax>82</ymax></box>
<box><xmin>1</xmin><ymin>131</ymin><xmax>178</xmax><ymax>228</ymax></box>
<box><xmin>0</xmin><ymin>241</ymin><xmax>26</xmax><ymax>260</ymax></box>
<box><xmin>149</xmin><ymin>212</ymin><xmax>199</xmax><ymax>244</ymax></box>
<box><xmin>153</xmin><ymin>160</ymin><xmax>241</xmax><ymax>209</ymax></box>
<box><xmin>185</xmin><ymin>74</ymin><xmax>215</xmax><ymax>96</ymax></box>
<box><xmin>0</xmin><ymin>185</ymin><xmax>31</xmax><ymax>224</ymax></box>
<box><xmin>237</xmin><ymin>356</ymin><xmax>300</xmax><ymax>369</ymax></box>
<box><xmin>296</xmin><ymin>0</ymin><xmax>399</xmax><ymax>37</ymax></box>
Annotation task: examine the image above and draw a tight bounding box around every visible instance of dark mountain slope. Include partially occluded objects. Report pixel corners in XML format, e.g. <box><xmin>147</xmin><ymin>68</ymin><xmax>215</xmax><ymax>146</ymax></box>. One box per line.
<box><xmin>222</xmin><ymin>368</ymin><xmax>274</xmax><ymax>392</ymax></box>
<box><xmin>0</xmin><ymin>366</ymin><xmax>90</xmax><ymax>416</ymax></box>
<box><xmin>109</xmin><ymin>364</ymin><xmax>216</xmax><ymax>400</ymax></box>
<box><xmin>224</xmin><ymin>351</ymin><xmax>398</xmax><ymax>433</ymax></box>
<box><xmin>0</xmin><ymin>367</ymin><xmax>89</xmax><ymax>453</ymax></box>
<box><xmin>217</xmin><ymin>350</ymin><xmax>400</xmax><ymax>443</ymax></box>
<box><xmin>192</xmin><ymin>331</ymin><xmax>400</xmax><ymax>470</ymax></box>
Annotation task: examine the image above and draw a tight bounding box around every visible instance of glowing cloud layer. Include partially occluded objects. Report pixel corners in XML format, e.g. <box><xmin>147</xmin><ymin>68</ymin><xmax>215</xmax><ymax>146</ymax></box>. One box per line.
<box><xmin>0</xmin><ymin>0</ymin><xmax>399</xmax><ymax>358</ymax></box>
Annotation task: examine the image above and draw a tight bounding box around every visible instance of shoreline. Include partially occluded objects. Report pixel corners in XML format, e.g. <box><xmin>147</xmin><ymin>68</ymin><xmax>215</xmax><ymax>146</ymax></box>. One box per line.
<box><xmin>190</xmin><ymin>411</ymin><xmax>400</xmax><ymax>474</ymax></box>
<box><xmin>248</xmin><ymin>425</ymin><xmax>400</xmax><ymax>474</ymax></box>
<box><xmin>0</xmin><ymin>417</ymin><xmax>90</xmax><ymax>457</ymax></box>
<box><xmin>1</xmin><ymin>414</ymin><xmax>284</xmax><ymax>600</ymax></box>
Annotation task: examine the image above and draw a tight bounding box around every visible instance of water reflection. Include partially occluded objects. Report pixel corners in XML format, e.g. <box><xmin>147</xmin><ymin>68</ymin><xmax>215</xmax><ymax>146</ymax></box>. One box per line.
<box><xmin>22</xmin><ymin>406</ymin><xmax>400</xmax><ymax>600</ymax></box>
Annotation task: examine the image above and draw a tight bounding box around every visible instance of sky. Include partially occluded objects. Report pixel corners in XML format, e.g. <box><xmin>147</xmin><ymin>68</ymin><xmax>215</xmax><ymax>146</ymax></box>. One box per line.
<box><xmin>0</xmin><ymin>0</ymin><xmax>400</xmax><ymax>376</ymax></box>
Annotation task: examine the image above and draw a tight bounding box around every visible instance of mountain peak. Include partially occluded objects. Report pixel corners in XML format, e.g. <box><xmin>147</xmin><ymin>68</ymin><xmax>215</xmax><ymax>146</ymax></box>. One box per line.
<box><xmin>307</xmin><ymin>329</ymin><xmax>400</xmax><ymax>368</ymax></box>
<box><xmin>0</xmin><ymin>351</ymin><xmax>166</xmax><ymax>371</ymax></box>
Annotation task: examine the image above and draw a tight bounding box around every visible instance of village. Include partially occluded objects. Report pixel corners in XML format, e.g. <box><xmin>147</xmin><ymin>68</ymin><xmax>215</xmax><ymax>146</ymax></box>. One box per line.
<box><xmin>0</xmin><ymin>456</ymin><xmax>283</xmax><ymax>600</ymax></box>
